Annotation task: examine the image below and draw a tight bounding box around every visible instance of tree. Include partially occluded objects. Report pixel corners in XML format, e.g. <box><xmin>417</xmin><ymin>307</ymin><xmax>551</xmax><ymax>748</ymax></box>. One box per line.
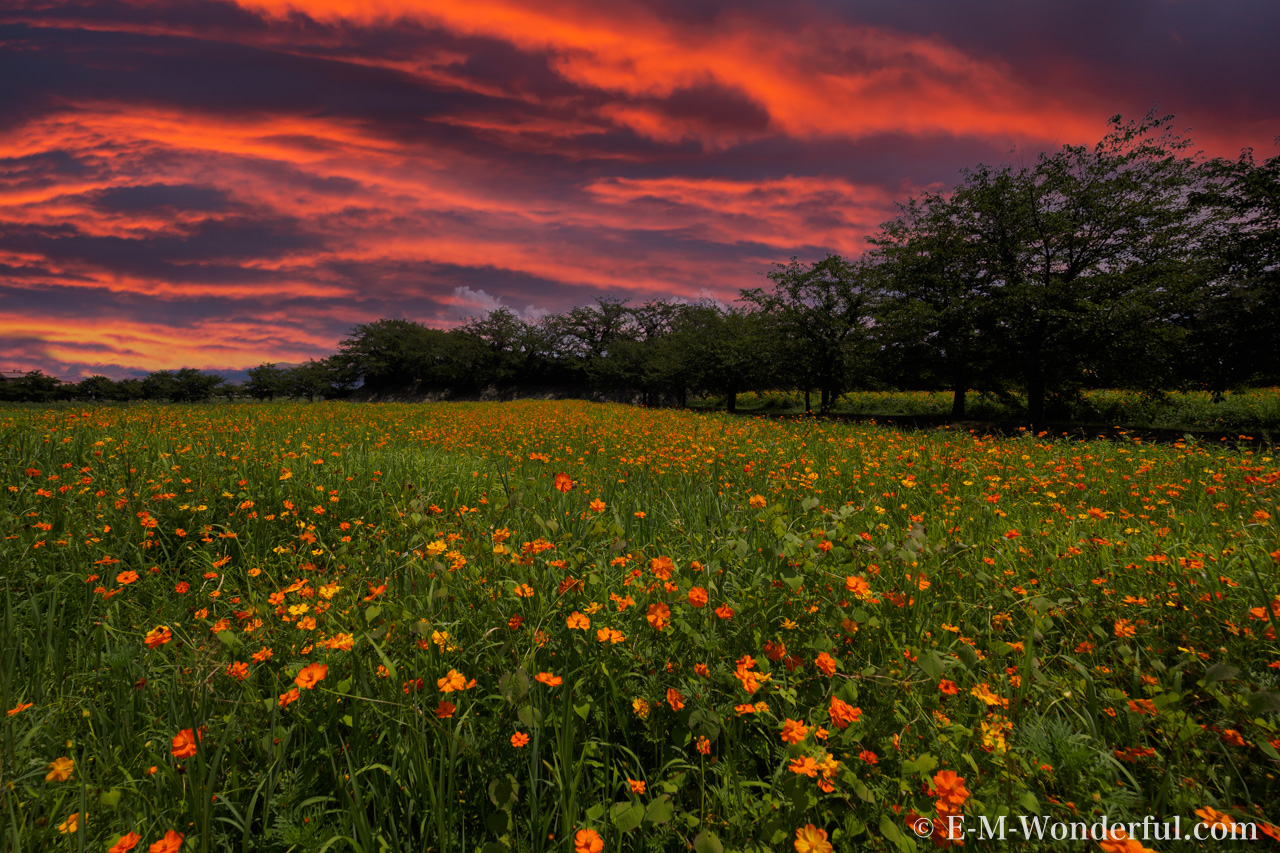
<box><xmin>75</xmin><ymin>375</ymin><xmax>121</xmax><ymax>402</ymax></box>
<box><xmin>869</xmin><ymin>191</ymin><xmax>1001</xmax><ymax>418</ymax></box>
<box><xmin>677</xmin><ymin>304</ymin><xmax>775</xmax><ymax>413</ymax></box>
<box><xmin>140</xmin><ymin>370</ymin><xmax>179</xmax><ymax>401</ymax></box>
<box><xmin>285</xmin><ymin>360</ymin><xmax>336</xmax><ymax>402</ymax></box>
<box><xmin>334</xmin><ymin>318</ymin><xmax>450</xmax><ymax>395</ymax></box>
<box><xmin>952</xmin><ymin>112</ymin><xmax>1201</xmax><ymax>424</ymax></box>
<box><xmin>741</xmin><ymin>254</ymin><xmax>878</xmax><ymax>413</ymax></box>
<box><xmin>245</xmin><ymin>363</ymin><xmax>288</xmax><ymax>400</ymax></box>
<box><xmin>170</xmin><ymin>368</ymin><xmax>225</xmax><ymax>403</ymax></box>
<box><xmin>1181</xmin><ymin>146</ymin><xmax>1280</xmax><ymax>390</ymax></box>
<box><xmin>0</xmin><ymin>370</ymin><xmax>66</xmax><ymax>402</ymax></box>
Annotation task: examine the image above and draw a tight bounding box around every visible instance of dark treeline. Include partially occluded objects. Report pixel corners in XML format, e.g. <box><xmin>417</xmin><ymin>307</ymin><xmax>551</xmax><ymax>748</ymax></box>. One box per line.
<box><xmin>5</xmin><ymin>114</ymin><xmax>1277</xmax><ymax>423</ymax></box>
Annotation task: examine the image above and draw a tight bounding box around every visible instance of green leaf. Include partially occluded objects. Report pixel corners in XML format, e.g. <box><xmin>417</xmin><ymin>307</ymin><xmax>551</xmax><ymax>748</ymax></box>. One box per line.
<box><xmin>485</xmin><ymin>811</ymin><xmax>510</xmax><ymax>834</ymax></box>
<box><xmin>611</xmin><ymin>801</ymin><xmax>644</xmax><ymax>832</ymax></box>
<box><xmin>215</xmin><ymin>630</ymin><xmax>241</xmax><ymax>649</ymax></box>
<box><xmin>364</xmin><ymin>605</ymin><xmax>382</xmax><ymax>624</ymax></box>
<box><xmin>879</xmin><ymin>813</ymin><xmax>917</xmax><ymax>853</ymax></box>
<box><xmin>693</xmin><ymin>830</ymin><xmax>724</xmax><ymax>853</ymax></box>
<box><xmin>516</xmin><ymin>705</ymin><xmax>542</xmax><ymax>728</ymax></box>
<box><xmin>99</xmin><ymin>788</ymin><xmax>122</xmax><ymax>809</ymax></box>
<box><xmin>917</xmin><ymin>650</ymin><xmax>945</xmax><ymax>682</ymax></box>
<box><xmin>644</xmin><ymin>795</ymin><xmax>675</xmax><ymax>825</ymax></box>
<box><xmin>365</xmin><ymin>633</ymin><xmax>396</xmax><ymax>679</ymax></box>
<box><xmin>488</xmin><ymin>775</ymin><xmax>519</xmax><ymax>808</ymax></box>
<box><xmin>1244</xmin><ymin>691</ymin><xmax>1280</xmax><ymax>714</ymax></box>
<box><xmin>1202</xmin><ymin>662</ymin><xmax>1240</xmax><ymax>684</ymax></box>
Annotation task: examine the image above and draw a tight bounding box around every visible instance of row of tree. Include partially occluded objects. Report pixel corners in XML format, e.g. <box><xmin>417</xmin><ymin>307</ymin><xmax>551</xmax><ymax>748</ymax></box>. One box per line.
<box><xmin>4</xmin><ymin>113</ymin><xmax>1276</xmax><ymax>422</ymax></box>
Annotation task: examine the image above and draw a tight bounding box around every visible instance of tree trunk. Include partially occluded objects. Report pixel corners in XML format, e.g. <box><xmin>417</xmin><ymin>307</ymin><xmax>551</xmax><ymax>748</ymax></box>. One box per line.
<box><xmin>678</xmin><ymin>387</ymin><xmax>687</xmax><ymax>408</ymax></box>
<box><xmin>727</xmin><ymin>389</ymin><xmax>737</xmax><ymax>414</ymax></box>
<box><xmin>950</xmin><ymin>386</ymin><xmax>967</xmax><ymax>419</ymax></box>
<box><xmin>804</xmin><ymin>389</ymin><xmax>811</xmax><ymax>413</ymax></box>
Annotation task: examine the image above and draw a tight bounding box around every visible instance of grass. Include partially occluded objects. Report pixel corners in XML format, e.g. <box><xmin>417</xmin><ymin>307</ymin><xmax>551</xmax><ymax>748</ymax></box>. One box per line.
<box><xmin>2</xmin><ymin>400</ymin><xmax>1278</xmax><ymax>851</ymax></box>
<box><xmin>701</xmin><ymin>388</ymin><xmax>1280</xmax><ymax>433</ymax></box>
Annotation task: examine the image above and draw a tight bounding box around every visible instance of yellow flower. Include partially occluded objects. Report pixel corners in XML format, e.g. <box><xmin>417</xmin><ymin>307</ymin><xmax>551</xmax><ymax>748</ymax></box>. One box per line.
<box><xmin>794</xmin><ymin>824</ymin><xmax>832</xmax><ymax>853</ymax></box>
<box><xmin>46</xmin><ymin>756</ymin><xmax>75</xmax><ymax>782</ymax></box>
<box><xmin>57</xmin><ymin>812</ymin><xmax>81</xmax><ymax>834</ymax></box>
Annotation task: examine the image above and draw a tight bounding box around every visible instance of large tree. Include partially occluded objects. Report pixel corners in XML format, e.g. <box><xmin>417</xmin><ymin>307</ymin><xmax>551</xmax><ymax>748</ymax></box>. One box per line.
<box><xmin>1181</xmin><ymin>146</ymin><xmax>1280</xmax><ymax>391</ymax></box>
<box><xmin>741</xmin><ymin>253</ymin><xmax>878</xmax><ymax>413</ymax></box>
<box><xmin>870</xmin><ymin>191</ymin><xmax>1001</xmax><ymax>418</ymax></box>
<box><xmin>952</xmin><ymin>112</ymin><xmax>1201</xmax><ymax>424</ymax></box>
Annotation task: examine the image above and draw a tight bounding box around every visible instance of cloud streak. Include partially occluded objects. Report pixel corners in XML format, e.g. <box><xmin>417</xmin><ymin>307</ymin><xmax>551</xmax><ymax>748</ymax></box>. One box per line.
<box><xmin>0</xmin><ymin>0</ymin><xmax>1274</xmax><ymax>379</ymax></box>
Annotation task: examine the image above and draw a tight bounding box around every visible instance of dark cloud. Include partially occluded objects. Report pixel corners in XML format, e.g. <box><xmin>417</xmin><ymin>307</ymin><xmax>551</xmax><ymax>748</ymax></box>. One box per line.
<box><xmin>0</xmin><ymin>216</ymin><xmax>323</xmax><ymax>283</ymax></box>
<box><xmin>87</xmin><ymin>183</ymin><xmax>237</xmax><ymax>214</ymax></box>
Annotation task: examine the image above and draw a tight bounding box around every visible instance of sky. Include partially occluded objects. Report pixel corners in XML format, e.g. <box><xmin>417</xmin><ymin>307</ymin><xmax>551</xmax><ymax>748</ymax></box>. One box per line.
<box><xmin>1</xmin><ymin>0</ymin><xmax>1277</xmax><ymax>381</ymax></box>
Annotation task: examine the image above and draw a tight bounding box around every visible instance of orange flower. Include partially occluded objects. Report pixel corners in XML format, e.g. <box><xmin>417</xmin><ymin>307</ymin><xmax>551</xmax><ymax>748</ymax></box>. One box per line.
<box><xmin>794</xmin><ymin>824</ymin><xmax>833</xmax><ymax>853</ymax></box>
<box><xmin>780</xmin><ymin>718</ymin><xmax>809</xmax><ymax>745</ymax></box>
<box><xmin>845</xmin><ymin>575</ymin><xmax>871</xmax><ymax>599</ymax></box>
<box><xmin>225</xmin><ymin>661</ymin><xmax>249</xmax><ymax>681</ymax></box>
<box><xmin>789</xmin><ymin>756</ymin><xmax>819</xmax><ymax>777</ymax></box>
<box><xmin>1195</xmin><ymin>808</ymin><xmax>1244</xmax><ymax>834</ymax></box>
<box><xmin>170</xmin><ymin>729</ymin><xmax>199</xmax><ymax>760</ymax></box>
<box><xmin>596</xmin><ymin>627</ymin><xmax>625</xmax><ymax>644</ymax></box>
<box><xmin>714</xmin><ymin>604</ymin><xmax>735</xmax><ymax>620</ymax></box>
<box><xmin>252</xmin><ymin>647</ymin><xmax>273</xmax><ymax>663</ymax></box>
<box><xmin>932</xmin><ymin>770</ymin><xmax>970</xmax><ymax>808</ymax></box>
<box><xmin>665</xmin><ymin>688</ymin><xmax>685</xmax><ymax>711</ymax></box>
<box><xmin>46</xmin><ymin>756</ymin><xmax>74</xmax><ymax>782</ymax></box>
<box><xmin>437</xmin><ymin>669</ymin><xmax>476</xmax><ymax>693</ymax></box>
<box><xmin>511</xmin><ymin>732</ymin><xmax>530</xmax><ymax>747</ymax></box>
<box><xmin>646</xmin><ymin>602</ymin><xmax>671</xmax><ymax>631</ymax></box>
<box><xmin>57</xmin><ymin>812</ymin><xmax>80</xmax><ymax>834</ymax></box>
<box><xmin>435</xmin><ymin>701</ymin><xmax>456</xmax><ymax>718</ymax></box>
<box><xmin>108</xmin><ymin>831</ymin><xmax>142</xmax><ymax>852</ymax></box>
<box><xmin>627</xmin><ymin>779</ymin><xmax>646</xmax><ymax>795</ymax></box>
<box><xmin>687</xmin><ymin>586</ymin><xmax>708</xmax><ymax>608</ymax></box>
<box><xmin>7</xmin><ymin>702</ymin><xmax>33</xmax><ymax>716</ymax></box>
<box><xmin>1114</xmin><ymin>619</ymin><xmax>1136</xmax><ymax>639</ymax></box>
<box><xmin>566</xmin><ymin>611</ymin><xmax>590</xmax><ymax>630</ymax></box>
<box><xmin>1097</xmin><ymin>828</ymin><xmax>1156</xmax><ymax>853</ymax></box>
<box><xmin>148</xmin><ymin>830</ymin><xmax>184</xmax><ymax>853</ymax></box>
<box><xmin>535</xmin><ymin>672</ymin><xmax>562</xmax><ymax>687</ymax></box>
<box><xmin>294</xmin><ymin>662</ymin><xmax>328</xmax><ymax>690</ymax></box>
<box><xmin>695</xmin><ymin>736</ymin><xmax>710</xmax><ymax>755</ymax></box>
<box><xmin>278</xmin><ymin>688</ymin><xmax>300</xmax><ymax>708</ymax></box>
<box><xmin>573</xmin><ymin>828</ymin><xmax>603</xmax><ymax>853</ymax></box>
<box><xmin>694</xmin><ymin>662</ymin><xmax>710</xmax><ymax>677</ymax></box>
<box><xmin>144</xmin><ymin>626</ymin><xmax>172</xmax><ymax>649</ymax></box>
<box><xmin>650</xmin><ymin>556</ymin><xmax>674</xmax><ymax>579</ymax></box>
<box><xmin>116</xmin><ymin>570</ymin><xmax>139</xmax><ymax>585</ymax></box>
<box><xmin>749</xmin><ymin>494</ymin><xmax>767</xmax><ymax>508</ymax></box>
<box><xmin>938</xmin><ymin>679</ymin><xmax>958</xmax><ymax>695</ymax></box>
<box><xmin>828</xmin><ymin>696</ymin><xmax>861</xmax><ymax>729</ymax></box>
<box><xmin>554</xmin><ymin>473</ymin><xmax>573</xmax><ymax>493</ymax></box>
<box><xmin>814</xmin><ymin>652</ymin><xmax>837</xmax><ymax>677</ymax></box>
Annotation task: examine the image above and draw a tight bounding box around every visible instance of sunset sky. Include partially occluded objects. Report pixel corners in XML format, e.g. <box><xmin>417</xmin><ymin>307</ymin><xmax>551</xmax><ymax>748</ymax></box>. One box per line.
<box><xmin>2</xmin><ymin>0</ymin><xmax>1276</xmax><ymax>380</ymax></box>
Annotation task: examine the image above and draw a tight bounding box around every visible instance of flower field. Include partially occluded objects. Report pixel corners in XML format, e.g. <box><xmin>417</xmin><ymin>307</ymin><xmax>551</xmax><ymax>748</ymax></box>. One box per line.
<box><xmin>2</xmin><ymin>400</ymin><xmax>1279</xmax><ymax>852</ymax></box>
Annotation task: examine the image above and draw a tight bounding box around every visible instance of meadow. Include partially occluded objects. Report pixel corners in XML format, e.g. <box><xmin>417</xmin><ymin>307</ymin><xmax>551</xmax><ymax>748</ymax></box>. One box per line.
<box><xmin>2</xmin><ymin>400</ymin><xmax>1278</xmax><ymax>852</ymax></box>
<box><xmin>699</xmin><ymin>388</ymin><xmax>1280</xmax><ymax>434</ymax></box>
